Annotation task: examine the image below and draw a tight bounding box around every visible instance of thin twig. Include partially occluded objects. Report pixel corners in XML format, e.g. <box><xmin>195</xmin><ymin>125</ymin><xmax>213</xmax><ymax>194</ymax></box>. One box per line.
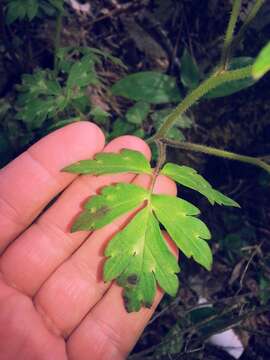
<box><xmin>220</xmin><ymin>0</ymin><xmax>242</xmax><ymax>69</ymax></box>
<box><xmin>54</xmin><ymin>9</ymin><xmax>64</xmax><ymax>75</ymax></box>
<box><xmin>149</xmin><ymin>140</ymin><xmax>167</xmax><ymax>194</ymax></box>
<box><xmin>240</xmin><ymin>326</ymin><xmax>270</xmax><ymax>337</ymax></box>
<box><xmin>230</xmin><ymin>0</ymin><xmax>265</xmax><ymax>56</ymax></box>
<box><xmin>236</xmin><ymin>242</ymin><xmax>264</xmax><ymax>295</ymax></box>
<box><xmin>159</xmin><ymin>139</ymin><xmax>270</xmax><ymax>174</ymax></box>
<box><xmin>129</xmin><ymin>303</ymin><xmax>270</xmax><ymax>359</ymax></box>
<box><xmin>146</xmin><ymin>65</ymin><xmax>252</xmax><ymax>142</ymax></box>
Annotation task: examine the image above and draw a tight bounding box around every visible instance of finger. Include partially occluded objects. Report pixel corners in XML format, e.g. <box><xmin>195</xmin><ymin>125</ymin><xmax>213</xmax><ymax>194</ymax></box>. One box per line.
<box><xmin>34</xmin><ymin>174</ymin><xmax>176</xmax><ymax>340</ymax></box>
<box><xmin>0</xmin><ymin>136</ymin><xmax>151</xmax><ymax>296</ymax></box>
<box><xmin>68</xmin><ymin>285</ymin><xmax>162</xmax><ymax>360</ymax></box>
<box><xmin>0</xmin><ymin>121</ymin><xmax>105</xmax><ymax>252</ymax></box>
<box><xmin>66</xmin><ymin>211</ymin><xmax>178</xmax><ymax>360</ymax></box>
<box><xmin>0</xmin><ymin>275</ymin><xmax>66</xmax><ymax>360</ymax></box>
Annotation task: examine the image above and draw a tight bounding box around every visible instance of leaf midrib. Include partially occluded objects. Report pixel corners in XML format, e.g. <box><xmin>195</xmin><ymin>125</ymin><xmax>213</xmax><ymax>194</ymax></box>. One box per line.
<box><xmin>75</xmin><ymin>162</ymin><xmax>152</xmax><ymax>174</ymax></box>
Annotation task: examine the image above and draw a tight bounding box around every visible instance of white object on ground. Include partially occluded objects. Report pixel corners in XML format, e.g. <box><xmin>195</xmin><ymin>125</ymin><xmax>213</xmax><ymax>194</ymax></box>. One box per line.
<box><xmin>68</xmin><ymin>0</ymin><xmax>91</xmax><ymax>13</ymax></box>
<box><xmin>198</xmin><ymin>297</ymin><xmax>244</xmax><ymax>359</ymax></box>
<box><xmin>208</xmin><ymin>329</ymin><xmax>244</xmax><ymax>359</ymax></box>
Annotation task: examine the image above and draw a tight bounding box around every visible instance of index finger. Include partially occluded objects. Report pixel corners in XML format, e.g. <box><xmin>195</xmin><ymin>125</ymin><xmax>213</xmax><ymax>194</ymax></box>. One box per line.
<box><xmin>0</xmin><ymin>122</ymin><xmax>105</xmax><ymax>252</ymax></box>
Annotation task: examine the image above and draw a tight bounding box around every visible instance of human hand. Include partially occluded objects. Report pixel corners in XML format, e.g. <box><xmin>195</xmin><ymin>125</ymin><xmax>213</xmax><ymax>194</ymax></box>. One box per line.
<box><xmin>0</xmin><ymin>122</ymin><xmax>177</xmax><ymax>360</ymax></box>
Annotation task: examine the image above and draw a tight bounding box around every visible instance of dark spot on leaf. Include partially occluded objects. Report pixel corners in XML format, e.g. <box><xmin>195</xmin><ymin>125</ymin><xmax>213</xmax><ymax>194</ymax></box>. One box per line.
<box><xmin>123</xmin><ymin>295</ymin><xmax>129</xmax><ymax>305</ymax></box>
<box><xmin>91</xmin><ymin>206</ymin><xmax>110</xmax><ymax>220</ymax></box>
<box><xmin>123</xmin><ymin>295</ymin><xmax>132</xmax><ymax>312</ymax></box>
<box><xmin>145</xmin><ymin>302</ymin><xmax>152</xmax><ymax>309</ymax></box>
<box><xmin>127</xmin><ymin>274</ymin><xmax>138</xmax><ymax>285</ymax></box>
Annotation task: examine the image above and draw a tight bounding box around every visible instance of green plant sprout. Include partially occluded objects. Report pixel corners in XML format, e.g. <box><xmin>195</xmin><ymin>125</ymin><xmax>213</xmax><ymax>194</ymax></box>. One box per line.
<box><xmin>63</xmin><ymin>0</ymin><xmax>270</xmax><ymax>312</ymax></box>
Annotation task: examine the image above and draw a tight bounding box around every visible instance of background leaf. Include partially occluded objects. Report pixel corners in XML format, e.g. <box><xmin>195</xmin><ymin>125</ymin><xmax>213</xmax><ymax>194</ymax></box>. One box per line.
<box><xmin>252</xmin><ymin>42</ymin><xmax>270</xmax><ymax>79</ymax></box>
<box><xmin>6</xmin><ymin>0</ymin><xmax>27</xmax><ymax>24</ymax></box>
<box><xmin>180</xmin><ymin>48</ymin><xmax>201</xmax><ymax>90</ymax></box>
<box><xmin>90</xmin><ymin>107</ymin><xmax>110</xmax><ymax>125</ymax></box>
<box><xmin>111</xmin><ymin>71</ymin><xmax>181</xmax><ymax>104</ymax></box>
<box><xmin>109</xmin><ymin>118</ymin><xmax>137</xmax><ymax>138</ymax></box>
<box><xmin>151</xmin><ymin>109</ymin><xmax>193</xmax><ymax>142</ymax></box>
<box><xmin>16</xmin><ymin>97</ymin><xmax>57</xmax><ymax>130</ymax></box>
<box><xmin>126</xmin><ymin>101</ymin><xmax>150</xmax><ymax>124</ymax></box>
<box><xmin>14</xmin><ymin>70</ymin><xmax>65</xmax><ymax>129</ymax></box>
<box><xmin>46</xmin><ymin>117</ymin><xmax>80</xmax><ymax>132</ymax></box>
<box><xmin>63</xmin><ymin>149</ymin><xmax>152</xmax><ymax>175</ymax></box>
<box><xmin>205</xmin><ymin>57</ymin><xmax>256</xmax><ymax>98</ymax></box>
<box><xmin>161</xmin><ymin>163</ymin><xmax>240</xmax><ymax>207</ymax></box>
<box><xmin>5</xmin><ymin>0</ymin><xmax>61</xmax><ymax>23</ymax></box>
<box><xmin>67</xmin><ymin>55</ymin><xmax>99</xmax><ymax>89</ymax></box>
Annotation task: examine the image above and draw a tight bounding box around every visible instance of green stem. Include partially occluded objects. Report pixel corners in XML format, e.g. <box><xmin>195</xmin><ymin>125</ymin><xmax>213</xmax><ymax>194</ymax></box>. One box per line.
<box><xmin>161</xmin><ymin>139</ymin><xmax>270</xmax><ymax>173</ymax></box>
<box><xmin>220</xmin><ymin>0</ymin><xmax>242</xmax><ymax>69</ymax></box>
<box><xmin>230</xmin><ymin>0</ymin><xmax>265</xmax><ymax>55</ymax></box>
<box><xmin>149</xmin><ymin>140</ymin><xmax>167</xmax><ymax>193</ymax></box>
<box><xmin>148</xmin><ymin>65</ymin><xmax>252</xmax><ymax>142</ymax></box>
<box><xmin>54</xmin><ymin>10</ymin><xmax>63</xmax><ymax>75</ymax></box>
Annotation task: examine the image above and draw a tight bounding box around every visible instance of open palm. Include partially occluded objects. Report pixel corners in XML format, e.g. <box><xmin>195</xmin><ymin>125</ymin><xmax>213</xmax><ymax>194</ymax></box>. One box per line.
<box><xmin>0</xmin><ymin>122</ymin><xmax>177</xmax><ymax>360</ymax></box>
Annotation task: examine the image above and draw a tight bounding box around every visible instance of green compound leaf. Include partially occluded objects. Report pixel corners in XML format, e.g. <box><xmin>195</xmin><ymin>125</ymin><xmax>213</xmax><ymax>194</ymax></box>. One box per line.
<box><xmin>151</xmin><ymin>194</ymin><xmax>213</xmax><ymax>271</ymax></box>
<box><xmin>67</xmin><ymin>55</ymin><xmax>99</xmax><ymax>89</ymax></box>
<box><xmin>104</xmin><ymin>206</ymin><xmax>180</xmax><ymax>312</ymax></box>
<box><xmin>63</xmin><ymin>149</ymin><xmax>152</xmax><ymax>175</ymax></box>
<box><xmin>65</xmin><ymin>151</ymin><xmax>240</xmax><ymax>311</ymax></box>
<box><xmin>161</xmin><ymin>163</ymin><xmax>240</xmax><ymax>207</ymax></box>
<box><xmin>90</xmin><ymin>107</ymin><xmax>110</xmax><ymax>125</ymax></box>
<box><xmin>14</xmin><ymin>69</ymin><xmax>67</xmax><ymax>129</ymax></box>
<box><xmin>126</xmin><ymin>101</ymin><xmax>150</xmax><ymax>125</ymax></box>
<box><xmin>72</xmin><ymin>183</ymin><xmax>149</xmax><ymax>232</ymax></box>
<box><xmin>252</xmin><ymin>42</ymin><xmax>270</xmax><ymax>80</ymax></box>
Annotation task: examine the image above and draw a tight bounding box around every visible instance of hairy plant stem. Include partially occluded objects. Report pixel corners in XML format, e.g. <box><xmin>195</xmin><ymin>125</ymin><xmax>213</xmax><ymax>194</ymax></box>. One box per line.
<box><xmin>230</xmin><ymin>0</ymin><xmax>265</xmax><ymax>56</ymax></box>
<box><xmin>146</xmin><ymin>1</ymin><xmax>266</xmax><ymax>180</ymax></box>
<box><xmin>220</xmin><ymin>0</ymin><xmax>242</xmax><ymax>69</ymax></box>
<box><xmin>149</xmin><ymin>140</ymin><xmax>167</xmax><ymax>194</ymax></box>
<box><xmin>147</xmin><ymin>65</ymin><xmax>252</xmax><ymax>143</ymax></box>
<box><xmin>54</xmin><ymin>10</ymin><xmax>64</xmax><ymax>75</ymax></box>
<box><xmin>160</xmin><ymin>139</ymin><xmax>270</xmax><ymax>174</ymax></box>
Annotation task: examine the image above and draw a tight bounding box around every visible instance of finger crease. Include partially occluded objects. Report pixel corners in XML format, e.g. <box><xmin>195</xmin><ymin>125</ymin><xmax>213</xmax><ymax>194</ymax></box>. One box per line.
<box><xmin>26</xmin><ymin>149</ymin><xmax>62</xmax><ymax>188</ymax></box>
<box><xmin>76</xmin><ymin>175</ymin><xmax>101</xmax><ymax>195</ymax></box>
<box><xmin>36</xmin><ymin>219</ymin><xmax>84</xmax><ymax>254</ymax></box>
<box><xmin>89</xmin><ymin>313</ymin><xmax>127</xmax><ymax>358</ymax></box>
<box><xmin>34</xmin><ymin>300</ymin><xmax>64</xmax><ymax>338</ymax></box>
<box><xmin>0</xmin><ymin>196</ymin><xmax>28</xmax><ymax>227</ymax></box>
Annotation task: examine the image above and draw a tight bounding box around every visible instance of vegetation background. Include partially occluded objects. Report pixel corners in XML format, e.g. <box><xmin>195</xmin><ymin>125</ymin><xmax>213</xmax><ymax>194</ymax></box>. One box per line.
<box><xmin>0</xmin><ymin>0</ymin><xmax>270</xmax><ymax>358</ymax></box>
